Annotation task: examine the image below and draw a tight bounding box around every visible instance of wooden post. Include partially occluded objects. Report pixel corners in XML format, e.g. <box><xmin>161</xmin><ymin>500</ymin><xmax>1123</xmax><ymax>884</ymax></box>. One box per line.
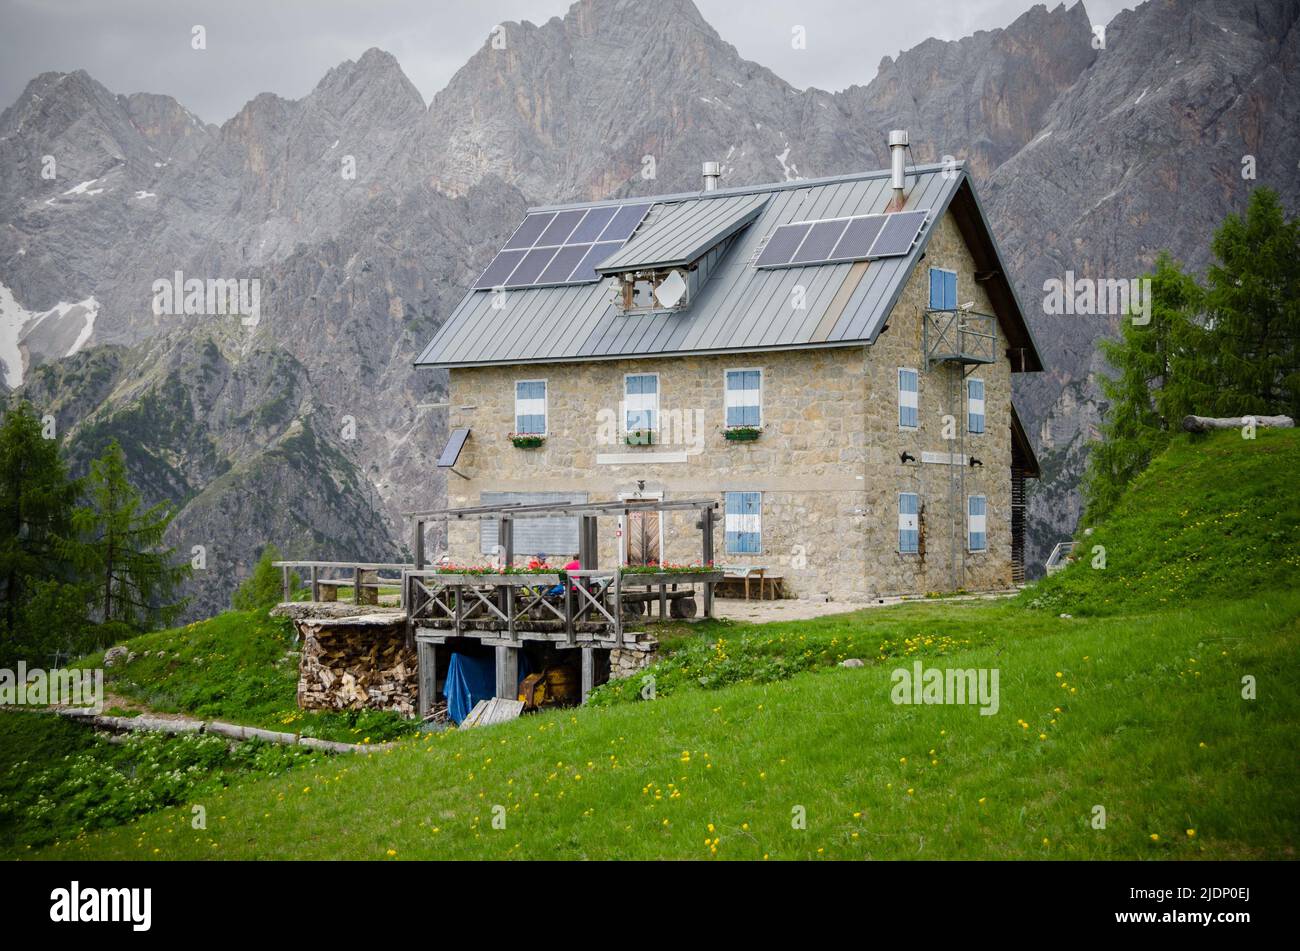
<box><xmin>497</xmin><ymin>517</ymin><xmax>513</xmax><ymax>621</ymax></box>
<box><xmin>564</xmin><ymin>578</ymin><xmax>575</xmax><ymax>645</ymax></box>
<box><xmin>701</xmin><ymin>505</ymin><xmax>715</xmax><ymax>618</ymax></box>
<box><xmin>578</xmin><ymin>515</ymin><xmax>599</xmax><ymax>569</ymax></box>
<box><xmin>282</xmin><ymin>565</ymin><xmax>290</xmax><ymax>603</ymax></box>
<box><xmin>310</xmin><ymin>565</ymin><xmax>320</xmax><ymax>602</ymax></box>
<box><xmin>495</xmin><ymin>645</ymin><xmax>519</xmax><ymax>700</ymax></box>
<box><xmin>353</xmin><ymin>565</ymin><xmax>361</xmax><ymax>605</ymax></box>
<box><xmin>413</xmin><ymin>517</ymin><xmax>425</xmax><ymax>571</ymax></box>
<box><xmin>581</xmin><ymin>647</ymin><xmax>595</xmax><ymax>703</ymax></box>
<box><xmin>498</xmin><ymin>516</ymin><xmax>514</xmax><ymax>568</ymax></box>
<box><xmin>614</xmin><ymin>568</ymin><xmax>623</xmax><ymax>644</ymax></box>
<box><xmin>418</xmin><ymin>641</ymin><xmax>437</xmax><ymax>719</ymax></box>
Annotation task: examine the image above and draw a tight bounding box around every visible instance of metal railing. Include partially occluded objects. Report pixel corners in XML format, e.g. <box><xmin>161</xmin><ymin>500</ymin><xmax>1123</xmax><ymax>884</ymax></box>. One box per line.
<box><xmin>924</xmin><ymin>309</ymin><xmax>997</xmax><ymax>365</ymax></box>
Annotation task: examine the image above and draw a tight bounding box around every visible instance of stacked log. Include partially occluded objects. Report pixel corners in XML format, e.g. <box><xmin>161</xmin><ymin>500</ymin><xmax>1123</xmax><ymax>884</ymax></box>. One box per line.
<box><xmin>296</xmin><ymin>616</ymin><xmax>417</xmax><ymax>717</ymax></box>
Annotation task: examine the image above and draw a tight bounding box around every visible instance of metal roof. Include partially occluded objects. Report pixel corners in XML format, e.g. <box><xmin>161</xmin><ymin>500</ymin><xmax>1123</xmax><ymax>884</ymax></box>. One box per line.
<box><xmin>415</xmin><ymin>162</ymin><xmax>1043</xmax><ymax>372</ymax></box>
<box><xmin>596</xmin><ymin>192</ymin><xmax>769</xmax><ymax>272</ymax></box>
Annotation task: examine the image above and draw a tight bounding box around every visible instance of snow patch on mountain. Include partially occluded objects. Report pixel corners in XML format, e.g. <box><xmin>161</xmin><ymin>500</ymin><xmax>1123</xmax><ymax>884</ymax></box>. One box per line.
<box><xmin>0</xmin><ymin>282</ymin><xmax>100</xmax><ymax>387</ymax></box>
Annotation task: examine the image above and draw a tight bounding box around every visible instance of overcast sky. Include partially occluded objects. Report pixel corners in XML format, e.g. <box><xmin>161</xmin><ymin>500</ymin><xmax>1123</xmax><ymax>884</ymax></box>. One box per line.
<box><xmin>0</xmin><ymin>0</ymin><xmax>1140</xmax><ymax>124</ymax></box>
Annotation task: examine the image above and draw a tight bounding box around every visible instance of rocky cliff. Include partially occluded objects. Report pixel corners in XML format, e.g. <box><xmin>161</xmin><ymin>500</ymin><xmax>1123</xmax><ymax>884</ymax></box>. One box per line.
<box><xmin>2</xmin><ymin>0</ymin><xmax>1296</xmax><ymax>615</ymax></box>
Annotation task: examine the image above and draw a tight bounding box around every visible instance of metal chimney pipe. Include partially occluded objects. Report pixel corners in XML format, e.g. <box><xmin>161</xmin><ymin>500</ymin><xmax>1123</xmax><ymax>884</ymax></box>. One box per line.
<box><xmin>702</xmin><ymin>161</ymin><xmax>721</xmax><ymax>191</ymax></box>
<box><xmin>888</xmin><ymin>130</ymin><xmax>909</xmax><ymax>208</ymax></box>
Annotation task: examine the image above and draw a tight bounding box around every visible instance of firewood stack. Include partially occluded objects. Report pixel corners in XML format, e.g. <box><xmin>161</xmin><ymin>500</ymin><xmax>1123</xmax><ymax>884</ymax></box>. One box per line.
<box><xmin>296</xmin><ymin>617</ymin><xmax>418</xmax><ymax>717</ymax></box>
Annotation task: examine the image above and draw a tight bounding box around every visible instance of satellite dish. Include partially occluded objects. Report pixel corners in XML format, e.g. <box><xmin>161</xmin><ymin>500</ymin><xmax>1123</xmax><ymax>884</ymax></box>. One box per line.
<box><xmin>654</xmin><ymin>270</ymin><xmax>688</xmax><ymax>308</ymax></box>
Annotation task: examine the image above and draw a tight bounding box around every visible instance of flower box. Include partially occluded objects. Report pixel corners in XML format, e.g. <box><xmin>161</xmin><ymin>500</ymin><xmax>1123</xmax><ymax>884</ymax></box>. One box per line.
<box><xmin>723</xmin><ymin>426</ymin><xmax>762</xmax><ymax>442</ymax></box>
<box><xmin>625</xmin><ymin>428</ymin><xmax>655</xmax><ymax>446</ymax></box>
<box><xmin>509</xmin><ymin>433</ymin><xmax>546</xmax><ymax>449</ymax></box>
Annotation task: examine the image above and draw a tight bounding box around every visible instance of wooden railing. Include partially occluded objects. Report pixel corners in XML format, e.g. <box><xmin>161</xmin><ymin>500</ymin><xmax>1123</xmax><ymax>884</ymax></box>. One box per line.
<box><xmin>403</xmin><ymin>568</ymin><xmax>723</xmax><ymax>646</ymax></box>
<box><xmin>273</xmin><ymin>561</ymin><xmax>412</xmax><ymax>606</ymax></box>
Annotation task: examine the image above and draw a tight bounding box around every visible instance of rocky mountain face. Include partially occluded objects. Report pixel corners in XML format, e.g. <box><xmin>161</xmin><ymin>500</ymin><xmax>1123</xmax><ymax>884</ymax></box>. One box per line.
<box><xmin>1</xmin><ymin>0</ymin><xmax>1296</xmax><ymax>616</ymax></box>
<box><xmin>984</xmin><ymin>0</ymin><xmax>1300</xmax><ymax>562</ymax></box>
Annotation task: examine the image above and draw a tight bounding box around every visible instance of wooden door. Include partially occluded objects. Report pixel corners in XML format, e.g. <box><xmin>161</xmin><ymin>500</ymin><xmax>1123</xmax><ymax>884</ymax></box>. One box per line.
<box><xmin>626</xmin><ymin>511</ymin><xmax>661</xmax><ymax>566</ymax></box>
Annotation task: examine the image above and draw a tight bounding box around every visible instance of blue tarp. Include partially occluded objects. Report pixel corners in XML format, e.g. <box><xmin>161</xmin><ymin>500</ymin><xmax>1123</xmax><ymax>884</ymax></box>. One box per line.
<box><xmin>444</xmin><ymin>651</ymin><xmax>532</xmax><ymax>725</ymax></box>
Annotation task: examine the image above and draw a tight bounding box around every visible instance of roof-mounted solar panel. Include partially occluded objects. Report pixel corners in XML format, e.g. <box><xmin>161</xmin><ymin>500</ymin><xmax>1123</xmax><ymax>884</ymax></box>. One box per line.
<box><xmin>567</xmin><ymin>206</ymin><xmax>618</xmax><ymax>243</ymax></box>
<box><xmin>502</xmin><ymin>213</ymin><xmax>554</xmax><ymax>250</ymax></box>
<box><xmin>599</xmin><ymin>203</ymin><xmax>652</xmax><ymax>242</ymax></box>
<box><xmin>830</xmin><ymin>215</ymin><xmax>888</xmax><ymax>260</ymax></box>
<box><xmin>791</xmin><ymin>219</ymin><xmax>850</xmax><ymax>264</ymax></box>
<box><xmin>753</xmin><ymin>210</ymin><xmax>930</xmax><ymax>270</ymax></box>
<box><xmin>753</xmin><ymin>222</ymin><xmax>812</xmax><ymax>268</ymax></box>
<box><xmin>866</xmin><ymin>210</ymin><xmax>929</xmax><ymax>258</ymax></box>
<box><xmin>569</xmin><ymin>241</ymin><xmax>624</xmax><ymax>283</ymax></box>
<box><xmin>471</xmin><ymin>202</ymin><xmax>652</xmax><ymax>291</ymax></box>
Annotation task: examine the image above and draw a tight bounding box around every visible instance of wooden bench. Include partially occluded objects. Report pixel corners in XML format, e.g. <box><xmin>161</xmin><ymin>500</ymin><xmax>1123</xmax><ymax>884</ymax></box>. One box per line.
<box><xmin>315</xmin><ymin>570</ymin><xmax>385</xmax><ymax>605</ymax></box>
<box><xmin>720</xmin><ymin>566</ymin><xmax>783</xmax><ymax>600</ymax></box>
<box><xmin>621</xmin><ymin>588</ymin><xmax>697</xmax><ymax>619</ymax></box>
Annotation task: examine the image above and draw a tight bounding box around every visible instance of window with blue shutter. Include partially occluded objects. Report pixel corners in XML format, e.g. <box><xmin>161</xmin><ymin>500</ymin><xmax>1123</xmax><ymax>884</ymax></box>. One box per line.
<box><xmin>514</xmin><ymin>380</ymin><xmax>547</xmax><ymax>434</ymax></box>
<box><xmin>899</xmin><ymin>492</ymin><xmax>919</xmax><ymax>553</ymax></box>
<box><xmin>724</xmin><ymin>491</ymin><xmax>762</xmax><ymax>554</ymax></box>
<box><xmin>725</xmin><ymin>369</ymin><xmax>762</xmax><ymax>427</ymax></box>
<box><xmin>968</xmin><ymin>495</ymin><xmax>987</xmax><ymax>552</ymax></box>
<box><xmin>929</xmin><ymin>268</ymin><xmax>957</xmax><ymax>310</ymax></box>
<box><xmin>967</xmin><ymin>378</ymin><xmax>985</xmax><ymax>434</ymax></box>
<box><xmin>898</xmin><ymin>368</ymin><xmax>919</xmax><ymax>429</ymax></box>
<box><xmin>625</xmin><ymin>373</ymin><xmax>658</xmax><ymax>433</ymax></box>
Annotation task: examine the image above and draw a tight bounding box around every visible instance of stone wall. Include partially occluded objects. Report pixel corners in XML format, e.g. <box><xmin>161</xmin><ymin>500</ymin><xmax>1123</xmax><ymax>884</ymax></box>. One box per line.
<box><xmin>609</xmin><ymin>646</ymin><xmax>657</xmax><ymax>681</ymax></box>
<box><xmin>443</xmin><ymin>208</ymin><xmax>1017</xmax><ymax>600</ymax></box>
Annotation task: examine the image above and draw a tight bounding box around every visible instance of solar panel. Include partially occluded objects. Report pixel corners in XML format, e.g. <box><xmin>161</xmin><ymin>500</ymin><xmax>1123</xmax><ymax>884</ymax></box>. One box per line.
<box><xmin>536</xmin><ymin>244</ymin><xmax>592</xmax><ymax>285</ymax></box>
<box><xmin>536</xmin><ymin>209</ymin><xmax>585</xmax><ymax>246</ymax></box>
<box><xmin>502</xmin><ymin>213</ymin><xmax>554</xmax><ymax>250</ymax></box>
<box><xmin>567</xmin><ymin>206</ymin><xmax>617</xmax><ymax>243</ymax></box>
<box><xmin>830</xmin><ymin>215</ymin><xmax>887</xmax><ymax>260</ymax></box>
<box><xmin>791</xmin><ymin>219</ymin><xmax>850</xmax><ymax>264</ymax></box>
<box><xmin>473</xmin><ymin>249</ymin><xmax>528</xmax><ymax>289</ymax></box>
<box><xmin>437</xmin><ymin>428</ymin><xmax>471</xmax><ymax>468</ymax></box>
<box><xmin>753</xmin><ymin>222</ymin><xmax>812</xmax><ymax>268</ymax></box>
<box><xmin>599</xmin><ymin>203</ymin><xmax>652</xmax><ymax>242</ymax></box>
<box><xmin>569</xmin><ymin>241</ymin><xmax>624</xmax><ymax>283</ymax></box>
<box><xmin>753</xmin><ymin>210</ymin><xmax>930</xmax><ymax>270</ymax></box>
<box><xmin>509</xmin><ymin>246</ymin><xmax>559</xmax><ymax>285</ymax></box>
<box><xmin>471</xmin><ymin>203</ymin><xmax>652</xmax><ymax>290</ymax></box>
<box><xmin>867</xmin><ymin>210</ymin><xmax>929</xmax><ymax>258</ymax></box>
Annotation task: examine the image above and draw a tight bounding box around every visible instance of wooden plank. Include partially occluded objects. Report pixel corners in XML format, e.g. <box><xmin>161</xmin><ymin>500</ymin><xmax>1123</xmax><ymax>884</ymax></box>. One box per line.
<box><xmin>461</xmin><ymin>697</ymin><xmax>525</xmax><ymax>728</ymax></box>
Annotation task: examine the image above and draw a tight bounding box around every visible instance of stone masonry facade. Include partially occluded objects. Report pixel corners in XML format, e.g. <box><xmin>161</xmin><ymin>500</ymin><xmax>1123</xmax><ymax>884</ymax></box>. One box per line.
<box><xmin>443</xmin><ymin>209</ymin><xmax>1015</xmax><ymax>601</ymax></box>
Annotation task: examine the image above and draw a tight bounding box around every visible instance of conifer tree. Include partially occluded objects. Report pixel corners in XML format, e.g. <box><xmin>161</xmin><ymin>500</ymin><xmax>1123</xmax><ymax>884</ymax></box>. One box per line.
<box><xmin>72</xmin><ymin>439</ymin><xmax>189</xmax><ymax>633</ymax></box>
<box><xmin>0</xmin><ymin>402</ymin><xmax>85</xmax><ymax>654</ymax></box>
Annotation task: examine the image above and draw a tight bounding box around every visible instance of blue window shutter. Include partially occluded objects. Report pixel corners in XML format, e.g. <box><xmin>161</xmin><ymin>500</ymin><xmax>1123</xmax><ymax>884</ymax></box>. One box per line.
<box><xmin>724</xmin><ymin>491</ymin><xmax>762</xmax><ymax>554</ymax></box>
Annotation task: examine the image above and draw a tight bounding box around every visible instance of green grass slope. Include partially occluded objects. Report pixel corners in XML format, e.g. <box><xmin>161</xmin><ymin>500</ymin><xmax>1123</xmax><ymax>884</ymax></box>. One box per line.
<box><xmin>29</xmin><ymin>430</ymin><xmax>1300</xmax><ymax>860</ymax></box>
<box><xmin>1027</xmin><ymin>428</ymin><xmax>1300</xmax><ymax>615</ymax></box>
<box><xmin>38</xmin><ymin>593</ymin><xmax>1298</xmax><ymax>860</ymax></box>
<box><xmin>76</xmin><ymin>611</ymin><xmax>414</xmax><ymax>743</ymax></box>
